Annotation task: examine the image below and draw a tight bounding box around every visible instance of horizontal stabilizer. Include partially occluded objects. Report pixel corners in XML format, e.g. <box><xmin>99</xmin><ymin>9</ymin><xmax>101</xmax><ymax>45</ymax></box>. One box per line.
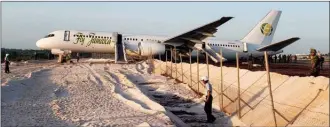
<box><xmin>257</xmin><ymin>37</ymin><xmax>300</xmax><ymax>51</ymax></box>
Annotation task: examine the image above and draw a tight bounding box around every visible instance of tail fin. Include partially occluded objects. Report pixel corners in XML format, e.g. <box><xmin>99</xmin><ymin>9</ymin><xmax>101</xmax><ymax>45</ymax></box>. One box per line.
<box><xmin>241</xmin><ymin>10</ymin><xmax>282</xmax><ymax>45</ymax></box>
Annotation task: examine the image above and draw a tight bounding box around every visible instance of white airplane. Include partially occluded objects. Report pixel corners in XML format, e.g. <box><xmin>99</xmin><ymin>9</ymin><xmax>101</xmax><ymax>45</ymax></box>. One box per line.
<box><xmin>36</xmin><ymin>10</ymin><xmax>300</xmax><ymax>63</ymax></box>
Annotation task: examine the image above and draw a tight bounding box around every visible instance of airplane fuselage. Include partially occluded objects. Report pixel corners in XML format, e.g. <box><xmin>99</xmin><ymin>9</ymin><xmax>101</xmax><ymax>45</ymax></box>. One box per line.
<box><xmin>37</xmin><ymin>30</ymin><xmax>282</xmax><ymax>61</ymax></box>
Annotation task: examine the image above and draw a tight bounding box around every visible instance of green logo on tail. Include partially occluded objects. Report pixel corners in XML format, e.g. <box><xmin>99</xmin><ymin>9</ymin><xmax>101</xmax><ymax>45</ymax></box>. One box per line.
<box><xmin>260</xmin><ymin>23</ymin><xmax>273</xmax><ymax>36</ymax></box>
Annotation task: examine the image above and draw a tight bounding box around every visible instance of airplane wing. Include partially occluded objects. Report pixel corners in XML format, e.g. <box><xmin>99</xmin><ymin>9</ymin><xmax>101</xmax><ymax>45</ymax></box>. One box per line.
<box><xmin>163</xmin><ymin>17</ymin><xmax>234</xmax><ymax>47</ymax></box>
<box><xmin>257</xmin><ymin>37</ymin><xmax>300</xmax><ymax>51</ymax></box>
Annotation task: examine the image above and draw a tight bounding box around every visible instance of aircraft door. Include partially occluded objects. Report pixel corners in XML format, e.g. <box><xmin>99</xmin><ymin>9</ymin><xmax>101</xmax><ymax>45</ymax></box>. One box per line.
<box><xmin>243</xmin><ymin>42</ymin><xmax>248</xmax><ymax>53</ymax></box>
<box><xmin>117</xmin><ymin>34</ymin><xmax>122</xmax><ymax>44</ymax></box>
<box><xmin>202</xmin><ymin>42</ymin><xmax>206</xmax><ymax>49</ymax></box>
<box><xmin>138</xmin><ymin>42</ymin><xmax>142</xmax><ymax>55</ymax></box>
<box><xmin>64</xmin><ymin>30</ymin><xmax>70</xmax><ymax>41</ymax></box>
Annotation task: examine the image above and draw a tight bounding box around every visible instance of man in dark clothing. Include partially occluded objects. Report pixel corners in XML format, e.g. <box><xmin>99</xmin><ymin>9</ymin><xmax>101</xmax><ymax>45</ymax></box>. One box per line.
<box><xmin>310</xmin><ymin>48</ymin><xmax>321</xmax><ymax>77</ymax></box>
<box><xmin>4</xmin><ymin>54</ymin><xmax>10</xmax><ymax>73</ymax></box>
<box><xmin>278</xmin><ymin>54</ymin><xmax>282</xmax><ymax>63</ymax></box>
<box><xmin>248</xmin><ymin>54</ymin><xmax>253</xmax><ymax>69</ymax></box>
<box><xmin>283</xmin><ymin>55</ymin><xmax>287</xmax><ymax>63</ymax></box>
<box><xmin>34</xmin><ymin>51</ymin><xmax>37</xmax><ymax>60</ymax></box>
<box><xmin>320</xmin><ymin>55</ymin><xmax>324</xmax><ymax>70</ymax></box>
<box><xmin>201</xmin><ymin>76</ymin><xmax>216</xmax><ymax>123</ymax></box>
<box><xmin>288</xmin><ymin>54</ymin><xmax>292</xmax><ymax>63</ymax></box>
<box><xmin>76</xmin><ymin>53</ymin><xmax>80</xmax><ymax>63</ymax></box>
<box><xmin>274</xmin><ymin>55</ymin><xmax>277</xmax><ymax>63</ymax></box>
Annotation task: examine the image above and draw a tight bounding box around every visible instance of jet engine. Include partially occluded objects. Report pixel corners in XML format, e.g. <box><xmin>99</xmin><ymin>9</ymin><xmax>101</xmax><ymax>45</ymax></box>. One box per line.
<box><xmin>137</xmin><ymin>41</ymin><xmax>166</xmax><ymax>56</ymax></box>
<box><xmin>51</xmin><ymin>49</ymin><xmax>71</xmax><ymax>55</ymax></box>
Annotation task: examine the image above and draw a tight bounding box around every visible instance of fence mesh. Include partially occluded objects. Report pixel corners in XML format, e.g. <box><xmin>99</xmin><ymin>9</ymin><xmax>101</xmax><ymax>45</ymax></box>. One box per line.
<box><xmin>151</xmin><ymin>55</ymin><xmax>329</xmax><ymax>126</ymax></box>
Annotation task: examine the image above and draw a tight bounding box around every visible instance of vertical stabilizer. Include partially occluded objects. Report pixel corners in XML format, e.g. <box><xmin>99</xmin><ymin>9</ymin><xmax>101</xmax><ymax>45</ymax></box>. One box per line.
<box><xmin>241</xmin><ymin>10</ymin><xmax>282</xmax><ymax>45</ymax></box>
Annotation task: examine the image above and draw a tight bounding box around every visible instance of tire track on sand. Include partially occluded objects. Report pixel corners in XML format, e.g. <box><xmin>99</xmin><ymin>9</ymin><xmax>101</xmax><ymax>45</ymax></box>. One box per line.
<box><xmin>82</xmin><ymin>64</ymin><xmax>159</xmax><ymax>114</ymax></box>
<box><xmin>84</xmin><ymin>64</ymin><xmax>182</xmax><ymax>126</ymax></box>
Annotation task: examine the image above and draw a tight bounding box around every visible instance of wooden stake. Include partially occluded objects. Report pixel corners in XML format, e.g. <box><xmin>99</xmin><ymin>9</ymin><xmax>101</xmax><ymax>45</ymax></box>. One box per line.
<box><xmin>159</xmin><ymin>53</ymin><xmax>161</xmax><ymax>74</ymax></box>
<box><xmin>165</xmin><ymin>51</ymin><xmax>168</xmax><ymax>75</ymax></box>
<box><xmin>264</xmin><ymin>51</ymin><xmax>277</xmax><ymax>127</ymax></box>
<box><xmin>220</xmin><ymin>48</ymin><xmax>224</xmax><ymax>111</ymax></box>
<box><xmin>175</xmin><ymin>47</ymin><xmax>177</xmax><ymax>79</ymax></box>
<box><xmin>171</xmin><ymin>48</ymin><xmax>173</xmax><ymax>78</ymax></box>
<box><xmin>189</xmin><ymin>49</ymin><xmax>192</xmax><ymax>87</ymax></box>
<box><xmin>180</xmin><ymin>54</ymin><xmax>183</xmax><ymax>82</ymax></box>
<box><xmin>206</xmin><ymin>54</ymin><xmax>209</xmax><ymax>78</ymax></box>
<box><xmin>197</xmin><ymin>50</ymin><xmax>200</xmax><ymax>93</ymax></box>
<box><xmin>151</xmin><ymin>48</ymin><xmax>154</xmax><ymax>74</ymax></box>
<box><xmin>236</xmin><ymin>52</ymin><xmax>241</xmax><ymax>118</ymax></box>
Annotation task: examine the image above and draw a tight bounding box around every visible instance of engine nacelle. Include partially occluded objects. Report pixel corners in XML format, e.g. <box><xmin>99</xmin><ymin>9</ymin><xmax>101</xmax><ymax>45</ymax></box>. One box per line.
<box><xmin>51</xmin><ymin>49</ymin><xmax>71</xmax><ymax>55</ymax></box>
<box><xmin>137</xmin><ymin>41</ymin><xmax>165</xmax><ymax>56</ymax></box>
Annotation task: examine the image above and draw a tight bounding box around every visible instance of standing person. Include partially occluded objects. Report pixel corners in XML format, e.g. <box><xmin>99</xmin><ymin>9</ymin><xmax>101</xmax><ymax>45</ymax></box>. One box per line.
<box><xmin>270</xmin><ymin>55</ymin><xmax>273</xmax><ymax>63</ymax></box>
<box><xmin>320</xmin><ymin>55</ymin><xmax>324</xmax><ymax>70</ymax></box>
<box><xmin>76</xmin><ymin>53</ymin><xmax>80</xmax><ymax>63</ymax></box>
<box><xmin>287</xmin><ymin>54</ymin><xmax>291</xmax><ymax>63</ymax></box>
<box><xmin>34</xmin><ymin>51</ymin><xmax>37</xmax><ymax>60</ymax></box>
<box><xmin>4</xmin><ymin>54</ymin><xmax>10</xmax><ymax>73</ymax></box>
<box><xmin>318</xmin><ymin>52</ymin><xmax>324</xmax><ymax>70</ymax></box>
<box><xmin>283</xmin><ymin>54</ymin><xmax>286</xmax><ymax>63</ymax></box>
<box><xmin>274</xmin><ymin>55</ymin><xmax>277</xmax><ymax>63</ymax></box>
<box><xmin>279</xmin><ymin>54</ymin><xmax>282</xmax><ymax>63</ymax></box>
<box><xmin>248</xmin><ymin>54</ymin><xmax>253</xmax><ymax>69</ymax></box>
<box><xmin>201</xmin><ymin>76</ymin><xmax>216</xmax><ymax>123</ymax></box>
<box><xmin>294</xmin><ymin>55</ymin><xmax>297</xmax><ymax>63</ymax></box>
<box><xmin>309</xmin><ymin>48</ymin><xmax>321</xmax><ymax>77</ymax></box>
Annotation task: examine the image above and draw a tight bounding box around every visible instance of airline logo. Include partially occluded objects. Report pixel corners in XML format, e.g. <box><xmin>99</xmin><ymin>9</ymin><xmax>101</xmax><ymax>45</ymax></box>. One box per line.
<box><xmin>73</xmin><ymin>32</ymin><xmax>112</xmax><ymax>47</ymax></box>
<box><xmin>260</xmin><ymin>23</ymin><xmax>273</xmax><ymax>36</ymax></box>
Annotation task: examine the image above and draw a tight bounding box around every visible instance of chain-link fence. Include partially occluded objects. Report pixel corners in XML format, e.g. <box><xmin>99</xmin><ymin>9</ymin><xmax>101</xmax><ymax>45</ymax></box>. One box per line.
<box><xmin>150</xmin><ymin>49</ymin><xmax>329</xmax><ymax>127</ymax></box>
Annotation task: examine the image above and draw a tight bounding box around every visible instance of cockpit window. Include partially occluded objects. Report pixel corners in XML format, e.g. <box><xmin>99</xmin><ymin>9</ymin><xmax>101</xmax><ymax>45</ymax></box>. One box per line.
<box><xmin>44</xmin><ymin>34</ymin><xmax>55</xmax><ymax>38</ymax></box>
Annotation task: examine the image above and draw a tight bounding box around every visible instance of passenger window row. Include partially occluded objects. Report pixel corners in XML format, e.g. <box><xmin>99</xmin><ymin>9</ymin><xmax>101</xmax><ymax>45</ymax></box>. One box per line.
<box><xmin>73</xmin><ymin>34</ymin><xmax>164</xmax><ymax>42</ymax></box>
<box><xmin>208</xmin><ymin>43</ymin><xmax>240</xmax><ymax>48</ymax></box>
<box><xmin>74</xmin><ymin>34</ymin><xmax>112</xmax><ymax>39</ymax></box>
<box><xmin>124</xmin><ymin>38</ymin><xmax>161</xmax><ymax>42</ymax></box>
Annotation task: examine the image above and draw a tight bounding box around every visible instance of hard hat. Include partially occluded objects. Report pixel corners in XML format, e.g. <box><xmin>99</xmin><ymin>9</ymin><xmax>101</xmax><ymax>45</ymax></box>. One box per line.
<box><xmin>200</xmin><ymin>76</ymin><xmax>208</xmax><ymax>81</ymax></box>
<box><xmin>5</xmin><ymin>54</ymin><xmax>9</xmax><ymax>56</ymax></box>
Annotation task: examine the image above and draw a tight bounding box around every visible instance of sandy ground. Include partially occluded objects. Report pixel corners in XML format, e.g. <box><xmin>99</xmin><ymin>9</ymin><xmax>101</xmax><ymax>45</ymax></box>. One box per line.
<box><xmin>3</xmin><ymin>57</ymin><xmax>327</xmax><ymax>127</ymax></box>
<box><xmin>1</xmin><ymin>60</ymin><xmax>59</xmax><ymax>85</ymax></box>
<box><xmin>1</xmin><ymin>59</ymin><xmax>244</xmax><ymax>127</ymax></box>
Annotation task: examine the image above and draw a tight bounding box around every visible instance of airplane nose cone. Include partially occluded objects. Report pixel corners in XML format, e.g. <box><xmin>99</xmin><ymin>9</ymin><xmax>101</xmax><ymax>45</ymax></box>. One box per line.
<box><xmin>36</xmin><ymin>39</ymin><xmax>44</xmax><ymax>48</ymax></box>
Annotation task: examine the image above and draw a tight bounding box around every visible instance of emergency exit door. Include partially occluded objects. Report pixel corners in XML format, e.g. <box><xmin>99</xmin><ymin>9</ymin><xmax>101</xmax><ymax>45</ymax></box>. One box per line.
<box><xmin>64</xmin><ymin>30</ymin><xmax>70</xmax><ymax>41</ymax></box>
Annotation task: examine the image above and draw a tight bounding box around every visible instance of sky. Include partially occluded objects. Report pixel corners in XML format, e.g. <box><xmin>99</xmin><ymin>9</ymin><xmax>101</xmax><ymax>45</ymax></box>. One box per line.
<box><xmin>1</xmin><ymin>2</ymin><xmax>329</xmax><ymax>54</ymax></box>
